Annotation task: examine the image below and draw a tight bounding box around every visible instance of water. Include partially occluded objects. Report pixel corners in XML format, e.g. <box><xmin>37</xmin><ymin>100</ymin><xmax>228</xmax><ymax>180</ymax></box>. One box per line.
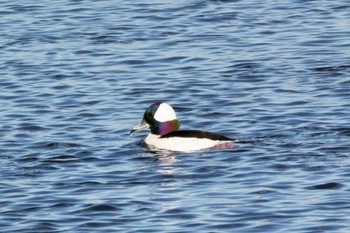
<box><xmin>1</xmin><ymin>0</ymin><xmax>350</xmax><ymax>232</ymax></box>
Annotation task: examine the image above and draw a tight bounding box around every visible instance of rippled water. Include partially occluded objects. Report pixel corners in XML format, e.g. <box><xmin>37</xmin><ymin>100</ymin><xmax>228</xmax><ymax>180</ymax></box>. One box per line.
<box><xmin>1</xmin><ymin>0</ymin><xmax>350</xmax><ymax>232</ymax></box>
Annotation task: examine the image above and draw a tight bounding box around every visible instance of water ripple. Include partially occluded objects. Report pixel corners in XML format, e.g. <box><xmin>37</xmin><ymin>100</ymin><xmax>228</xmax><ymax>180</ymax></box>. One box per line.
<box><xmin>1</xmin><ymin>0</ymin><xmax>350</xmax><ymax>232</ymax></box>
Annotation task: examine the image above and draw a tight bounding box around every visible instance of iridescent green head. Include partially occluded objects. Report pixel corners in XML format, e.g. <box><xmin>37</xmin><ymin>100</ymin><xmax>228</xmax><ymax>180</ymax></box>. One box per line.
<box><xmin>131</xmin><ymin>102</ymin><xmax>180</xmax><ymax>135</ymax></box>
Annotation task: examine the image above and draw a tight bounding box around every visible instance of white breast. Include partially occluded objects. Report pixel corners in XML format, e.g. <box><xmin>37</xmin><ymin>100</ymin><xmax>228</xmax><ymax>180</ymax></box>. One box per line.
<box><xmin>145</xmin><ymin>133</ymin><xmax>231</xmax><ymax>152</ymax></box>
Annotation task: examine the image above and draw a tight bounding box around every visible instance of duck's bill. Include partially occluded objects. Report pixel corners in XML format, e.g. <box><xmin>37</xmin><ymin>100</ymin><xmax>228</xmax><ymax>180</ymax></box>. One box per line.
<box><xmin>130</xmin><ymin>120</ymin><xmax>150</xmax><ymax>134</ymax></box>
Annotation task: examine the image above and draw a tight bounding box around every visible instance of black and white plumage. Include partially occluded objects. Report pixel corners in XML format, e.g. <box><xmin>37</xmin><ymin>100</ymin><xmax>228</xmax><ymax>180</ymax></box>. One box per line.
<box><xmin>131</xmin><ymin>102</ymin><xmax>236</xmax><ymax>152</ymax></box>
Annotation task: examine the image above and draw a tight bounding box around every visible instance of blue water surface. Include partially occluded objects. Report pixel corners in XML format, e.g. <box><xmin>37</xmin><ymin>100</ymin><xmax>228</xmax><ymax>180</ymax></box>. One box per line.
<box><xmin>1</xmin><ymin>0</ymin><xmax>350</xmax><ymax>232</ymax></box>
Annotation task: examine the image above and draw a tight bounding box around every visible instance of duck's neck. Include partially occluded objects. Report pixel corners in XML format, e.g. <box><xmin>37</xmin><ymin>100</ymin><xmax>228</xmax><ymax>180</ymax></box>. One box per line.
<box><xmin>150</xmin><ymin>119</ymin><xmax>180</xmax><ymax>135</ymax></box>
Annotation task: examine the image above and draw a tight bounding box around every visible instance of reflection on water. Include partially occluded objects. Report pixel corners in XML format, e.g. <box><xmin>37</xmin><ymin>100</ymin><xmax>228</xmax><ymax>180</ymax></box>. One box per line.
<box><xmin>154</xmin><ymin>153</ymin><xmax>180</xmax><ymax>175</ymax></box>
<box><xmin>1</xmin><ymin>0</ymin><xmax>350</xmax><ymax>232</ymax></box>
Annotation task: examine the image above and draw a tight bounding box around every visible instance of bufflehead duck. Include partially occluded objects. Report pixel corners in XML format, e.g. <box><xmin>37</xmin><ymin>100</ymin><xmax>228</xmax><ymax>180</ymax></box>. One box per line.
<box><xmin>130</xmin><ymin>102</ymin><xmax>236</xmax><ymax>152</ymax></box>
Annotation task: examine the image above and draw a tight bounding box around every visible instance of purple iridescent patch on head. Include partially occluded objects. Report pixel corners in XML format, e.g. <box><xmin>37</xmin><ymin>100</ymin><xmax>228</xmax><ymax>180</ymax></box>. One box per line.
<box><xmin>157</xmin><ymin>120</ymin><xmax>180</xmax><ymax>135</ymax></box>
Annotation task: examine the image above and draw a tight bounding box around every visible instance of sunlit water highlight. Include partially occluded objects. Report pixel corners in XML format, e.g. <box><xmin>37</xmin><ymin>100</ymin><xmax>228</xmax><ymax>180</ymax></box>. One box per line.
<box><xmin>1</xmin><ymin>0</ymin><xmax>350</xmax><ymax>232</ymax></box>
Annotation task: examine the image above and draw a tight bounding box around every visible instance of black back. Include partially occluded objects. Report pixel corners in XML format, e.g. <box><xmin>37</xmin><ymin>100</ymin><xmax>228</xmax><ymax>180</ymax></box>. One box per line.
<box><xmin>161</xmin><ymin>130</ymin><xmax>233</xmax><ymax>141</ymax></box>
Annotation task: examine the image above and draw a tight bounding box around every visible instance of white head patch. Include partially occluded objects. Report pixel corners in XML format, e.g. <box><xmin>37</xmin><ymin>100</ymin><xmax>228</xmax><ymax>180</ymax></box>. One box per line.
<box><xmin>154</xmin><ymin>103</ymin><xmax>177</xmax><ymax>122</ymax></box>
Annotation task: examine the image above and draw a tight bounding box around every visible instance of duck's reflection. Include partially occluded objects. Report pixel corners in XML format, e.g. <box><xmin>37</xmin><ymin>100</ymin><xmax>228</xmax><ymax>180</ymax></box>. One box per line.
<box><xmin>148</xmin><ymin>149</ymin><xmax>179</xmax><ymax>175</ymax></box>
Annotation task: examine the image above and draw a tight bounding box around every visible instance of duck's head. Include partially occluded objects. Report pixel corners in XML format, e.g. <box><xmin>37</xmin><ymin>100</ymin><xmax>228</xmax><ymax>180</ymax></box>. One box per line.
<box><xmin>130</xmin><ymin>102</ymin><xmax>180</xmax><ymax>135</ymax></box>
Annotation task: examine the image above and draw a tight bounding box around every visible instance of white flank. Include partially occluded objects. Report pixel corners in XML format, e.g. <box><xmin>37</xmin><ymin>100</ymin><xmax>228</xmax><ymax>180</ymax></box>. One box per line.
<box><xmin>154</xmin><ymin>103</ymin><xmax>177</xmax><ymax>122</ymax></box>
<box><xmin>145</xmin><ymin>133</ymin><xmax>231</xmax><ymax>152</ymax></box>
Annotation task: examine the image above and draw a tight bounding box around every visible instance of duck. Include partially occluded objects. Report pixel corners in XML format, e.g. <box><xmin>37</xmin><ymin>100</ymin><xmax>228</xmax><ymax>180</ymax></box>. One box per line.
<box><xmin>130</xmin><ymin>102</ymin><xmax>236</xmax><ymax>152</ymax></box>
